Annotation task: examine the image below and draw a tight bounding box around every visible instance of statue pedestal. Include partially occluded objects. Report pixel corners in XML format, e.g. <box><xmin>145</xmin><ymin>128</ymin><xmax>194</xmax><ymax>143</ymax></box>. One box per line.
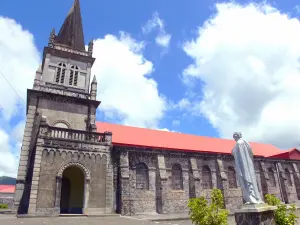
<box><xmin>234</xmin><ymin>203</ymin><xmax>277</xmax><ymax>225</ymax></box>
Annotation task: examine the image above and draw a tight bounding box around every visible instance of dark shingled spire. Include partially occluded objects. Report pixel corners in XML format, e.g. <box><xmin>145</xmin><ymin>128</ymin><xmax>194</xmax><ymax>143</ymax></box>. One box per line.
<box><xmin>92</xmin><ymin>75</ymin><xmax>97</xmax><ymax>84</ymax></box>
<box><xmin>55</xmin><ymin>0</ymin><xmax>85</xmax><ymax>52</ymax></box>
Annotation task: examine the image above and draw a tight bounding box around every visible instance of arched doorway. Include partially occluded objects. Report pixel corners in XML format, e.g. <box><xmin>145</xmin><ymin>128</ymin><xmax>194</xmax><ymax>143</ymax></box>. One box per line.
<box><xmin>60</xmin><ymin>166</ymin><xmax>85</xmax><ymax>214</ymax></box>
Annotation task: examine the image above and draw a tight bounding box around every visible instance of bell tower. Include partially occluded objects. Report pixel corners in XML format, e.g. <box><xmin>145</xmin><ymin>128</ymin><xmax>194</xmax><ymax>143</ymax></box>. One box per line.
<box><xmin>13</xmin><ymin>0</ymin><xmax>113</xmax><ymax>216</ymax></box>
<box><xmin>37</xmin><ymin>0</ymin><xmax>95</xmax><ymax>95</ymax></box>
<box><xmin>31</xmin><ymin>0</ymin><xmax>98</xmax><ymax>131</ymax></box>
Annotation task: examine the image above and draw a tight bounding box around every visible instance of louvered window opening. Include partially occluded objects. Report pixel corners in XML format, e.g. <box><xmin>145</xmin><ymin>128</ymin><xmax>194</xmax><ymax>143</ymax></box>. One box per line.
<box><xmin>202</xmin><ymin>166</ymin><xmax>213</xmax><ymax>189</ymax></box>
<box><xmin>55</xmin><ymin>63</ymin><xmax>66</xmax><ymax>84</ymax></box>
<box><xmin>228</xmin><ymin>167</ymin><xmax>237</xmax><ymax>188</ymax></box>
<box><xmin>69</xmin><ymin>65</ymin><xmax>79</xmax><ymax>86</ymax></box>
<box><xmin>268</xmin><ymin>168</ymin><xmax>276</xmax><ymax>187</ymax></box>
<box><xmin>172</xmin><ymin>164</ymin><xmax>183</xmax><ymax>190</ymax></box>
<box><xmin>285</xmin><ymin>169</ymin><xmax>292</xmax><ymax>186</ymax></box>
<box><xmin>136</xmin><ymin>163</ymin><xmax>149</xmax><ymax>190</ymax></box>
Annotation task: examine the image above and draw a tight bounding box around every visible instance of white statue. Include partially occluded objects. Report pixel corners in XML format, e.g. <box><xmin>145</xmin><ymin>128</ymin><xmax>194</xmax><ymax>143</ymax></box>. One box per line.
<box><xmin>232</xmin><ymin>132</ymin><xmax>264</xmax><ymax>204</ymax></box>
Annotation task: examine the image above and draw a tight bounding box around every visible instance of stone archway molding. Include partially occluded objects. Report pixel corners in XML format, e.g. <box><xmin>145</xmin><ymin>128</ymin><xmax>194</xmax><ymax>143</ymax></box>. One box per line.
<box><xmin>52</xmin><ymin>120</ymin><xmax>72</xmax><ymax>129</ymax></box>
<box><xmin>55</xmin><ymin>162</ymin><xmax>91</xmax><ymax>213</ymax></box>
<box><xmin>57</xmin><ymin>162</ymin><xmax>91</xmax><ymax>180</ymax></box>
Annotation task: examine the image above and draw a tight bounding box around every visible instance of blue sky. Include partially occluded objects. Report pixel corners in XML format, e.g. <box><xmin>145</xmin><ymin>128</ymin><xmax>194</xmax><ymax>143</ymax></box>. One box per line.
<box><xmin>1</xmin><ymin>0</ymin><xmax>300</xmax><ymax>176</ymax></box>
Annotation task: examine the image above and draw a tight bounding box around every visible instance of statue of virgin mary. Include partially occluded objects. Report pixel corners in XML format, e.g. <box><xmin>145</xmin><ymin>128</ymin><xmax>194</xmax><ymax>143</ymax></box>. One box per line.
<box><xmin>232</xmin><ymin>132</ymin><xmax>264</xmax><ymax>204</ymax></box>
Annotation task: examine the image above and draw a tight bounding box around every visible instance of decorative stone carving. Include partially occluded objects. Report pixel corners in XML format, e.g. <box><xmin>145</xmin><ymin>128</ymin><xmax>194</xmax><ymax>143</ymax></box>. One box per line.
<box><xmin>57</xmin><ymin>162</ymin><xmax>91</xmax><ymax>180</ymax></box>
<box><xmin>38</xmin><ymin>85</ymin><xmax>90</xmax><ymax>99</ymax></box>
<box><xmin>52</xmin><ymin>120</ymin><xmax>71</xmax><ymax>129</ymax></box>
<box><xmin>53</xmin><ymin>44</ymin><xmax>89</xmax><ymax>56</ymax></box>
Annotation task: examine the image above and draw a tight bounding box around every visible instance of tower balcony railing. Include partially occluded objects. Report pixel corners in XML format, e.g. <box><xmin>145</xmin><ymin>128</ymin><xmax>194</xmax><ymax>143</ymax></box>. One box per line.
<box><xmin>38</xmin><ymin>124</ymin><xmax>112</xmax><ymax>149</ymax></box>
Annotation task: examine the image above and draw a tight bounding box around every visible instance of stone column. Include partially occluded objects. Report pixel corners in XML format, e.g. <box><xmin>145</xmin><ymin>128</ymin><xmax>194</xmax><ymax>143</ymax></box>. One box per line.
<box><xmin>105</xmin><ymin>156</ymin><xmax>113</xmax><ymax>213</ymax></box>
<box><xmin>190</xmin><ymin>158</ymin><xmax>200</xmax><ymax>197</ymax></box>
<box><xmin>148</xmin><ymin>167</ymin><xmax>156</xmax><ymax>213</ymax></box>
<box><xmin>90</xmin><ymin>105</ymin><xmax>97</xmax><ymax>132</ymax></box>
<box><xmin>156</xmin><ymin>155</ymin><xmax>167</xmax><ymax>214</ymax></box>
<box><xmin>84</xmin><ymin>179</ymin><xmax>90</xmax><ymax>210</ymax></box>
<box><xmin>259</xmin><ymin>161</ymin><xmax>270</xmax><ymax>196</ymax></box>
<box><xmin>120</xmin><ymin>151</ymin><xmax>130</xmax><ymax>215</ymax></box>
<box><xmin>13</xmin><ymin>97</ymin><xmax>38</xmax><ymax>213</ymax></box>
<box><xmin>216</xmin><ymin>159</ymin><xmax>228</xmax><ymax>200</ymax></box>
<box><xmin>157</xmin><ymin>155</ymin><xmax>167</xmax><ymax>180</ymax></box>
<box><xmin>27</xmin><ymin>144</ymin><xmax>43</xmax><ymax>216</ymax></box>
<box><xmin>292</xmin><ymin>163</ymin><xmax>300</xmax><ymax>200</ymax></box>
<box><xmin>211</xmin><ymin>168</ymin><xmax>218</xmax><ymax>189</ymax></box>
<box><xmin>54</xmin><ymin>177</ymin><xmax>62</xmax><ymax>209</ymax></box>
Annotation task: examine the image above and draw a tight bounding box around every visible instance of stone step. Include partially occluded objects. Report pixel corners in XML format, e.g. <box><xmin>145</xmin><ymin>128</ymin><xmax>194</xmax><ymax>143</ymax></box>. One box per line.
<box><xmin>59</xmin><ymin>213</ymin><xmax>120</xmax><ymax>218</ymax></box>
<box><xmin>60</xmin><ymin>214</ymin><xmax>86</xmax><ymax>217</ymax></box>
<box><xmin>86</xmin><ymin>213</ymin><xmax>120</xmax><ymax>217</ymax></box>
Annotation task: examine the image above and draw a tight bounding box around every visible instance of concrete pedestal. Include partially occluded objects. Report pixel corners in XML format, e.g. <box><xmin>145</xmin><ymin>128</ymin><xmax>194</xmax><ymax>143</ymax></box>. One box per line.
<box><xmin>234</xmin><ymin>203</ymin><xmax>276</xmax><ymax>225</ymax></box>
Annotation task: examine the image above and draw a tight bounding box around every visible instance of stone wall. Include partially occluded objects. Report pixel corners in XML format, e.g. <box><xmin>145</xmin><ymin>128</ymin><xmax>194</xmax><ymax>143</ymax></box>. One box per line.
<box><xmin>34</xmin><ymin>149</ymin><xmax>109</xmax><ymax>216</ymax></box>
<box><xmin>0</xmin><ymin>193</ymin><xmax>14</xmax><ymax>208</ymax></box>
<box><xmin>37</xmin><ymin>98</ymin><xmax>88</xmax><ymax>130</ymax></box>
<box><xmin>115</xmin><ymin>147</ymin><xmax>300</xmax><ymax>216</ymax></box>
<box><xmin>162</xmin><ymin>156</ymin><xmax>189</xmax><ymax>213</ymax></box>
<box><xmin>128</xmin><ymin>153</ymin><xmax>157</xmax><ymax>214</ymax></box>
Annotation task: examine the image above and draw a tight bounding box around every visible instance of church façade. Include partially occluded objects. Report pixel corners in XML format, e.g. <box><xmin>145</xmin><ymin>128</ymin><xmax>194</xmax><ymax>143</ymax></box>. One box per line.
<box><xmin>13</xmin><ymin>0</ymin><xmax>300</xmax><ymax>217</ymax></box>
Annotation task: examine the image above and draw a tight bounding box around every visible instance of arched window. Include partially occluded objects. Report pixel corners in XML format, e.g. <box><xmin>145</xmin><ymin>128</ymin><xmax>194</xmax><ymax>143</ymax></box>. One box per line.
<box><xmin>268</xmin><ymin>168</ymin><xmax>276</xmax><ymax>187</ymax></box>
<box><xmin>202</xmin><ymin>165</ymin><xmax>212</xmax><ymax>189</ymax></box>
<box><xmin>172</xmin><ymin>164</ymin><xmax>183</xmax><ymax>190</ymax></box>
<box><xmin>69</xmin><ymin>65</ymin><xmax>79</xmax><ymax>86</ymax></box>
<box><xmin>136</xmin><ymin>163</ymin><xmax>149</xmax><ymax>190</ymax></box>
<box><xmin>285</xmin><ymin>168</ymin><xmax>292</xmax><ymax>186</ymax></box>
<box><xmin>227</xmin><ymin>166</ymin><xmax>237</xmax><ymax>188</ymax></box>
<box><xmin>55</xmin><ymin>63</ymin><xmax>66</xmax><ymax>84</ymax></box>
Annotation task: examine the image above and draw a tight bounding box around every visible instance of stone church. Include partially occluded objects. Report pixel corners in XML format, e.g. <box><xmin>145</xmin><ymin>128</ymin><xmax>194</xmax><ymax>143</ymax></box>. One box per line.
<box><xmin>13</xmin><ymin>0</ymin><xmax>300</xmax><ymax>217</ymax></box>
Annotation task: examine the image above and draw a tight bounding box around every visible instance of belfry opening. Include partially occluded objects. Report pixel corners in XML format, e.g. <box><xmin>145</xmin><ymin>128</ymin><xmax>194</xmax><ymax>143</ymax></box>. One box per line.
<box><xmin>60</xmin><ymin>166</ymin><xmax>85</xmax><ymax>214</ymax></box>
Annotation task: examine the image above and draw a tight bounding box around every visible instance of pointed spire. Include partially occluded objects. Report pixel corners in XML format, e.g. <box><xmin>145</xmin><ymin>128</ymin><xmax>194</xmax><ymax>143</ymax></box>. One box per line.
<box><xmin>48</xmin><ymin>28</ymin><xmax>56</xmax><ymax>47</ymax></box>
<box><xmin>55</xmin><ymin>0</ymin><xmax>85</xmax><ymax>52</ymax></box>
<box><xmin>92</xmin><ymin>75</ymin><xmax>97</xmax><ymax>84</ymax></box>
<box><xmin>88</xmin><ymin>40</ymin><xmax>94</xmax><ymax>56</ymax></box>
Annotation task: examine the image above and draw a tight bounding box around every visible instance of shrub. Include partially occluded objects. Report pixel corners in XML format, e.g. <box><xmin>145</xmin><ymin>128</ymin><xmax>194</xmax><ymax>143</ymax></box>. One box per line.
<box><xmin>265</xmin><ymin>194</ymin><xmax>298</xmax><ymax>225</ymax></box>
<box><xmin>0</xmin><ymin>204</ymin><xmax>8</xmax><ymax>209</ymax></box>
<box><xmin>188</xmin><ymin>188</ymin><xmax>229</xmax><ymax>225</ymax></box>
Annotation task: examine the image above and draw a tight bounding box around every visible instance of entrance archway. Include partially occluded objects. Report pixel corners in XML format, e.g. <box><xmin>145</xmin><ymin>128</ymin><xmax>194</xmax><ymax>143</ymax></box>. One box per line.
<box><xmin>60</xmin><ymin>166</ymin><xmax>84</xmax><ymax>214</ymax></box>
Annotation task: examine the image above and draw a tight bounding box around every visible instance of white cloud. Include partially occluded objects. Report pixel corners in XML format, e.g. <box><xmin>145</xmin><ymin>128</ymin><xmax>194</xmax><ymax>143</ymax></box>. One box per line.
<box><xmin>0</xmin><ymin>129</ymin><xmax>19</xmax><ymax>177</ymax></box>
<box><xmin>0</xmin><ymin>17</ymin><xmax>39</xmax><ymax>177</ymax></box>
<box><xmin>92</xmin><ymin>32</ymin><xmax>167</xmax><ymax>128</ymax></box>
<box><xmin>0</xmin><ymin>17</ymin><xmax>40</xmax><ymax>121</ymax></box>
<box><xmin>176</xmin><ymin>98</ymin><xmax>192</xmax><ymax>110</ymax></box>
<box><xmin>155</xmin><ymin>34</ymin><xmax>172</xmax><ymax>48</ymax></box>
<box><xmin>172</xmin><ymin>119</ymin><xmax>180</xmax><ymax>126</ymax></box>
<box><xmin>182</xmin><ymin>2</ymin><xmax>300</xmax><ymax>149</ymax></box>
<box><xmin>156</xmin><ymin>128</ymin><xmax>178</xmax><ymax>132</ymax></box>
<box><xmin>142</xmin><ymin>12</ymin><xmax>171</xmax><ymax>48</ymax></box>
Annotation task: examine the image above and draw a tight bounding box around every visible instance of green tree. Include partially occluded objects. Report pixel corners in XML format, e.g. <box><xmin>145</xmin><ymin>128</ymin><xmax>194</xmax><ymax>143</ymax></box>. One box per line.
<box><xmin>265</xmin><ymin>194</ymin><xmax>298</xmax><ymax>225</ymax></box>
<box><xmin>188</xmin><ymin>188</ymin><xmax>229</xmax><ymax>225</ymax></box>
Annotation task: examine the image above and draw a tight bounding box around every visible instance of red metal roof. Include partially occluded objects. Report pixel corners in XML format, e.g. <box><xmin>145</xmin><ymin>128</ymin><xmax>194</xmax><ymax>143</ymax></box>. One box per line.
<box><xmin>96</xmin><ymin>122</ymin><xmax>286</xmax><ymax>157</ymax></box>
<box><xmin>270</xmin><ymin>148</ymin><xmax>300</xmax><ymax>160</ymax></box>
<box><xmin>0</xmin><ymin>185</ymin><xmax>15</xmax><ymax>193</ymax></box>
